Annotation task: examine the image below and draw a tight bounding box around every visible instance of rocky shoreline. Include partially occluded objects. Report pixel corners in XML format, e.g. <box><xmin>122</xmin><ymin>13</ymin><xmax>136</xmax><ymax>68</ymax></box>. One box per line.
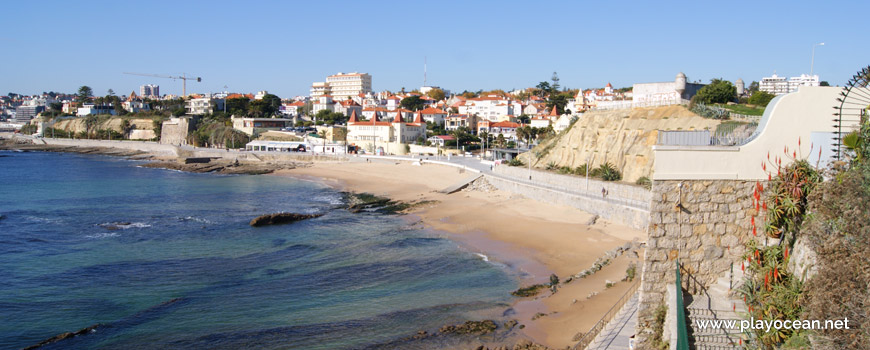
<box><xmin>0</xmin><ymin>138</ymin><xmax>306</xmax><ymax>175</ymax></box>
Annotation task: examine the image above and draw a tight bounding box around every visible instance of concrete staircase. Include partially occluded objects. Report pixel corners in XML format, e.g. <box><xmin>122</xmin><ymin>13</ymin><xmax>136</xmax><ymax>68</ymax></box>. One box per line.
<box><xmin>685</xmin><ymin>267</ymin><xmax>747</xmax><ymax>350</ymax></box>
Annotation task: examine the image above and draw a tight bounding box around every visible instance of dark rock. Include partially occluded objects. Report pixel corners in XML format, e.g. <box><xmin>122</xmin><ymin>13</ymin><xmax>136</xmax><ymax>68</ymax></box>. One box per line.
<box><xmin>504</xmin><ymin>319</ymin><xmax>518</xmax><ymax>329</ymax></box>
<box><xmin>22</xmin><ymin>323</ymin><xmax>101</xmax><ymax>350</ymax></box>
<box><xmin>250</xmin><ymin>212</ymin><xmax>324</xmax><ymax>227</ymax></box>
<box><xmin>438</xmin><ymin>320</ymin><xmax>497</xmax><ymax>335</ymax></box>
<box><xmin>586</xmin><ymin>214</ymin><xmax>599</xmax><ymax>226</ymax></box>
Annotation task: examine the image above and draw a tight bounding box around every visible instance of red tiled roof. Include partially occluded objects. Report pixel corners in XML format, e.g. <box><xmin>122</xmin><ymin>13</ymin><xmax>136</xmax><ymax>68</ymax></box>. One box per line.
<box><xmin>420</xmin><ymin>107</ymin><xmax>446</xmax><ymax>114</ymax></box>
<box><xmin>491</xmin><ymin>121</ymin><xmax>519</xmax><ymax>128</ymax></box>
<box><xmin>348</xmin><ymin>110</ymin><xmax>359</xmax><ymax>123</ymax></box>
<box><xmin>414</xmin><ymin>111</ymin><xmax>423</xmax><ymax>123</ymax></box>
<box><xmin>392</xmin><ymin>110</ymin><xmax>404</xmax><ymax>123</ymax></box>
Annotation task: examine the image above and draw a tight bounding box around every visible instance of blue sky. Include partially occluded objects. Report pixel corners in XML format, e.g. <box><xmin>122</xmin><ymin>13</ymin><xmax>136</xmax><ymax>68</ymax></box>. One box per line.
<box><xmin>1</xmin><ymin>0</ymin><xmax>867</xmax><ymax>98</ymax></box>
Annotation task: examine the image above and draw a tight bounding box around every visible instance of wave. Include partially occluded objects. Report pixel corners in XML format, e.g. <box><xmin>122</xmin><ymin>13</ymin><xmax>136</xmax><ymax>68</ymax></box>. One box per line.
<box><xmin>177</xmin><ymin>216</ymin><xmax>213</xmax><ymax>224</ymax></box>
<box><xmin>86</xmin><ymin>232</ymin><xmax>121</xmax><ymax>239</ymax></box>
<box><xmin>474</xmin><ymin>253</ymin><xmax>489</xmax><ymax>262</ymax></box>
<box><xmin>312</xmin><ymin>193</ymin><xmax>344</xmax><ymax>206</ymax></box>
<box><xmin>98</xmin><ymin>222</ymin><xmax>151</xmax><ymax>230</ymax></box>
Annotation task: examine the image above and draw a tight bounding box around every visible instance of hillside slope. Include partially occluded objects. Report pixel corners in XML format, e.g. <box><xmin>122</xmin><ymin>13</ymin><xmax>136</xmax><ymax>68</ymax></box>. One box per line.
<box><xmin>520</xmin><ymin>105</ymin><xmax>721</xmax><ymax>182</ymax></box>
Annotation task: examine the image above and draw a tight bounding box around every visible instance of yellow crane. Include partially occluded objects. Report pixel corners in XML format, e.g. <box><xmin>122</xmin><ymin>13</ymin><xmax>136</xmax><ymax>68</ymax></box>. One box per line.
<box><xmin>123</xmin><ymin>72</ymin><xmax>202</xmax><ymax>97</ymax></box>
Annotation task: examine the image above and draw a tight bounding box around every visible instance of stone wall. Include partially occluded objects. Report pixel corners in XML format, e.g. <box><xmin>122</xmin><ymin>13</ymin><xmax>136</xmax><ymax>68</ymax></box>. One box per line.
<box><xmin>160</xmin><ymin>117</ymin><xmax>197</xmax><ymax>146</ymax></box>
<box><xmin>635</xmin><ymin>179</ymin><xmax>762</xmax><ymax>349</ymax></box>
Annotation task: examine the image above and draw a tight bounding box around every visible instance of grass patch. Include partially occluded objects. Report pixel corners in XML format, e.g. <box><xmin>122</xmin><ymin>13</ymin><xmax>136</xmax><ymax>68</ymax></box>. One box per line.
<box><xmin>714</xmin><ymin>103</ymin><xmax>765</xmax><ymax>116</ymax></box>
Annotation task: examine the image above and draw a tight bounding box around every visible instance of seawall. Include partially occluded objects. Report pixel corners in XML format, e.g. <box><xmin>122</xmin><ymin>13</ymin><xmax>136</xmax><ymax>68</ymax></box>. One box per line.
<box><xmin>490</xmin><ymin>165</ymin><xmax>651</xmax><ymax>230</ymax></box>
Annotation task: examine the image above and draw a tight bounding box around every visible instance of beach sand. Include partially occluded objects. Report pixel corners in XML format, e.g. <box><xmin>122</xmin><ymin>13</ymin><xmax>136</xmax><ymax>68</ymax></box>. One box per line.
<box><xmin>274</xmin><ymin>158</ymin><xmax>645</xmax><ymax>348</ymax></box>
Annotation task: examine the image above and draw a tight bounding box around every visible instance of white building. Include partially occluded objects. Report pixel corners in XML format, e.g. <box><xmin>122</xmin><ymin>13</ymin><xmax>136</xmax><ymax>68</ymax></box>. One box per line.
<box><xmin>759</xmin><ymin>73</ymin><xmax>820</xmax><ymax>95</ymax></box>
<box><xmin>310</xmin><ymin>72</ymin><xmax>372</xmax><ymax>101</ymax></box>
<box><xmin>185</xmin><ymin>96</ymin><xmax>225</xmax><ymax>115</ymax></box>
<box><xmin>346</xmin><ymin>110</ymin><xmax>427</xmax><ymax>154</ymax></box>
<box><xmin>140</xmin><ymin>84</ymin><xmax>159</xmax><ymax>98</ymax></box>
<box><xmin>631</xmin><ymin>72</ymin><xmax>705</xmax><ymax>108</ymax></box>
<box><xmin>457</xmin><ymin>95</ymin><xmax>518</xmax><ymax>122</ymax></box>
<box><xmin>77</xmin><ymin>104</ymin><xmax>116</xmax><ymax>116</ymax></box>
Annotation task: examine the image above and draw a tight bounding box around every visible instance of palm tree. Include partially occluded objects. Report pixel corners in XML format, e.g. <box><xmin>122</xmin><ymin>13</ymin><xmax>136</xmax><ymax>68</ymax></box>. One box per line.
<box><xmin>318</xmin><ymin>130</ymin><xmax>328</xmax><ymax>153</ymax></box>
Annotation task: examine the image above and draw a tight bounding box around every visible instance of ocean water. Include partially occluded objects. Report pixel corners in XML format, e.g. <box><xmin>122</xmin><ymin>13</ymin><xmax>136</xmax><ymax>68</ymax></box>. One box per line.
<box><xmin>0</xmin><ymin>151</ymin><xmax>516</xmax><ymax>349</ymax></box>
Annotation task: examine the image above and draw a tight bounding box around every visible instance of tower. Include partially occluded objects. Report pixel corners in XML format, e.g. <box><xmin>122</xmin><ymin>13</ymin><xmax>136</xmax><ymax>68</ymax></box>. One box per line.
<box><xmin>736</xmin><ymin>78</ymin><xmax>745</xmax><ymax>96</ymax></box>
<box><xmin>675</xmin><ymin>72</ymin><xmax>687</xmax><ymax>95</ymax></box>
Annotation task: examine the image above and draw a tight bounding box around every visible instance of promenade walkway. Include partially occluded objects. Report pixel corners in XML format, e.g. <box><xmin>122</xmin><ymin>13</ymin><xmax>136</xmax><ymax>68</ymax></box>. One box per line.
<box><xmin>586</xmin><ymin>292</ymin><xmax>638</xmax><ymax>350</ymax></box>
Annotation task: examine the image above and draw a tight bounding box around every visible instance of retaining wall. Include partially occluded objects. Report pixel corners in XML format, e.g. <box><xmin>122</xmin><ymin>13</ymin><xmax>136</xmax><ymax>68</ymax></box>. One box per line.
<box><xmin>494</xmin><ymin>165</ymin><xmax>651</xmax><ymax>209</ymax></box>
<box><xmin>485</xmin><ymin>169</ymin><xmax>651</xmax><ymax>230</ymax></box>
<box><xmin>635</xmin><ymin>179</ymin><xmax>761</xmax><ymax>349</ymax></box>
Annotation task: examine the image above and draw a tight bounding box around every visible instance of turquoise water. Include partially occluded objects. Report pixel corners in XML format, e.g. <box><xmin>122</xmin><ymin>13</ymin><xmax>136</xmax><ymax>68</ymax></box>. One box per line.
<box><xmin>0</xmin><ymin>151</ymin><xmax>515</xmax><ymax>349</ymax></box>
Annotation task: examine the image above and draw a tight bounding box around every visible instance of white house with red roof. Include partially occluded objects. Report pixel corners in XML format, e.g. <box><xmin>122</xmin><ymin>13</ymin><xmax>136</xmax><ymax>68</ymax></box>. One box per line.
<box><xmin>335</xmin><ymin>99</ymin><xmax>362</xmax><ymax>118</ymax></box>
<box><xmin>280</xmin><ymin>100</ymin><xmax>306</xmax><ymax>117</ymax></box>
<box><xmin>346</xmin><ymin>110</ymin><xmax>427</xmax><ymax>154</ymax></box>
<box><xmin>457</xmin><ymin>95</ymin><xmax>519</xmax><ymax>121</ymax></box>
<box><xmin>478</xmin><ymin>120</ymin><xmax>521</xmax><ymax>140</ymax></box>
<box><xmin>419</xmin><ymin>107</ymin><xmax>447</xmax><ymax>125</ymax></box>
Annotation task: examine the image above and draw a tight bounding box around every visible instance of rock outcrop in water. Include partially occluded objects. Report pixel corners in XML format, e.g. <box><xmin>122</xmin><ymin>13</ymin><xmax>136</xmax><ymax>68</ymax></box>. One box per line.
<box><xmin>22</xmin><ymin>324</ymin><xmax>102</xmax><ymax>350</ymax></box>
<box><xmin>249</xmin><ymin>213</ymin><xmax>324</xmax><ymax>227</ymax></box>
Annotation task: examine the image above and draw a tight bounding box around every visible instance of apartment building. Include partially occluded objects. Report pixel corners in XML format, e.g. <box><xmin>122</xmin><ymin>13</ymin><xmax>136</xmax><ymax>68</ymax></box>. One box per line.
<box><xmin>310</xmin><ymin>72</ymin><xmax>372</xmax><ymax>101</ymax></box>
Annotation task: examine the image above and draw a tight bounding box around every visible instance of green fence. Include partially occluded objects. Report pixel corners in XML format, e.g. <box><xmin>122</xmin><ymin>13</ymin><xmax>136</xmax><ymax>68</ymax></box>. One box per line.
<box><xmin>676</xmin><ymin>260</ymin><xmax>690</xmax><ymax>350</ymax></box>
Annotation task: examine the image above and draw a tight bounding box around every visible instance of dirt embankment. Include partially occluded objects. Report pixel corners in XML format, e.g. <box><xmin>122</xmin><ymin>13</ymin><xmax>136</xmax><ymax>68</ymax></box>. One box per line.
<box><xmin>520</xmin><ymin>105</ymin><xmax>721</xmax><ymax>182</ymax></box>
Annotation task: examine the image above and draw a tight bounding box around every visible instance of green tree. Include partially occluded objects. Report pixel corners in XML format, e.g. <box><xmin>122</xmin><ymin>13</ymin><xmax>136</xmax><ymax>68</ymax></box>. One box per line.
<box><xmin>425</xmin><ymin>88</ymin><xmax>446</xmax><ymax>101</ymax></box>
<box><xmin>546</xmin><ymin>92</ymin><xmax>569</xmax><ymax>115</ymax></box>
<box><xmin>516</xmin><ymin>114</ymin><xmax>531</xmax><ymax>124</ymax></box>
<box><xmin>77</xmin><ymin>86</ymin><xmax>93</xmax><ymax>103</ymax></box>
<box><xmin>550</xmin><ymin>72</ymin><xmax>561</xmax><ymax>93</ymax></box>
<box><xmin>535</xmin><ymin>82</ymin><xmax>551</xmax><ymax>97</ymax></box>
<box><xmin>695</xmin><ymin>79</ymin><xmax>737</xmax><ymax>104</ymax></box>
<box><xmin>248</xmin><ymin>94</ymin><xmax>281</xmax><ymax>117</ymax></box>
<box><xmin>748</xmin><ymin>81</ymin><xmax>760</xmax><ymax>92</ymax></box>
<box><xmin>400</xmin><ymin>96</ymin><xmax>425</xmax><ymax>111</ymax></box>
<box><xmin>226</xmin><ymin>97</ymin><xmax>250</xmax><ymax>115</ymax></box>
<box><xmin>107</xmin><ymin>89</ymin><xmax>115</xmax><ymax>96</ymax></box>
<box><xmin>748</xmin><ymin>91</ymin><xmax>775</xmax><ymax>107</ymax></box>
<box><xmin>819</xmin><ymin>81</ymin><xmax>830</xmax><ymax>87</ymax></box>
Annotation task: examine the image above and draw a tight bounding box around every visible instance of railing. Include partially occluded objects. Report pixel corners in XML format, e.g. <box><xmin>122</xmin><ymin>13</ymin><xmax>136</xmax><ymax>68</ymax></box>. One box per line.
<box><xmin>676</xmin><ymin>260</ymin><xmax>690</xmax><ymax>350</ymax></box>
<box><xmin>657</xmin><ymin>123</ymin><xmax>759</xmax><ymax>147</ymax></box>
<box><xmin>571</xmin><ymin>279</ymin><xmax>641</xmax><ymax>350</ymax></box>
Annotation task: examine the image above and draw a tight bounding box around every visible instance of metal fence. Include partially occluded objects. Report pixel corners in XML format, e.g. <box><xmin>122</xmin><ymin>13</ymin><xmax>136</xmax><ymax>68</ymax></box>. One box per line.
<box><xmin>657</xmin><ymin>123</ymin><xmax>759</xmax><ymax>147</ymax></box>
<box><xmin>571</xmin><ymin>279</ymin><xmax>641</xmax><ymax>350</ymax></box>
<box><xmin>676</xmin><ymin>260</ymin><xmax>690</xmax><ymax>350</ymax></box>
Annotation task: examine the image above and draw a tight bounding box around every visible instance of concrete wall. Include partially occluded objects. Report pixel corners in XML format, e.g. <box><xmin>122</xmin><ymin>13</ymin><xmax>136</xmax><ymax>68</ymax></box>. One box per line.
<box><xmin>635</xmin><ymin>179</ymin><xmax>760</xmax><ymax>349</ymax></box>
<box><xmin>654</xmin><ymin>87</ymin><xmax>851</xmax><ymax>180</ymax></box>
<box><xmin>494</xmin><ymin>165</ymin><xmax>651</xmax><ymax>208</ymax></box>
<box><xmin>490</xmin><ymin>165</ymin><xmax>651</xmax><ymax>230</ymax></box>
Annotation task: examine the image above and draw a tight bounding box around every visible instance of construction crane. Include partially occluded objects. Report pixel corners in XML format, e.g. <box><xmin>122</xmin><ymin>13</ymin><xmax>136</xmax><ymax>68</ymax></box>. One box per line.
<box><xmin>123</xmin><ymin>72</ymin><xmax>202</xmax><ymax>97</ymax></box>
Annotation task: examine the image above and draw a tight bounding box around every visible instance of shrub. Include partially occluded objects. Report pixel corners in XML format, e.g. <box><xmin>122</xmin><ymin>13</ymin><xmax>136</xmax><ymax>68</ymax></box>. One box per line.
<box><xmin>558</xmin><ymin>166</ymin><xmax>572</xmax><ymax>174</ymax></box>
<box><xmin>636</xmin><ymin>176</ymin><xmax>652</xmax><ymax>189</ymax></box>
<box><xmin>508</xmin><ymin>158</ymin><xmax>524</xmax><ymax>167</ymax></box>
<box><xmin>546</xmin><ymin>162</ymin><xmax>557</xmax><ymax>170</ymax></box>
<box><xmin>597</xmin><ymin>162</ymin><xmax>622</xmax><ymax>181</ymax></box>
<box><xmin>574</xmin><ymin>164</ymin><xmax>588</xmax><ymax>176</ymax></box>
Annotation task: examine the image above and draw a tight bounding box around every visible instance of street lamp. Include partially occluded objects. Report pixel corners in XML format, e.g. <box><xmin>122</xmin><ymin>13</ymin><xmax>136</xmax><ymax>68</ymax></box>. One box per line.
<box><xmin>810</xmin><ymin>42</ymin><xmax>825</xmax><ymax>77</ymax></box>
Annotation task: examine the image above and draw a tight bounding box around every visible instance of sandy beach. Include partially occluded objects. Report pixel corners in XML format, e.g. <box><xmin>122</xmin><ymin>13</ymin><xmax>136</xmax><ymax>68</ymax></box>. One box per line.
<box><xmin>276</xmin><ymin>158</ymin><xmax>646</xmax><ymax>348</ymax></box>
